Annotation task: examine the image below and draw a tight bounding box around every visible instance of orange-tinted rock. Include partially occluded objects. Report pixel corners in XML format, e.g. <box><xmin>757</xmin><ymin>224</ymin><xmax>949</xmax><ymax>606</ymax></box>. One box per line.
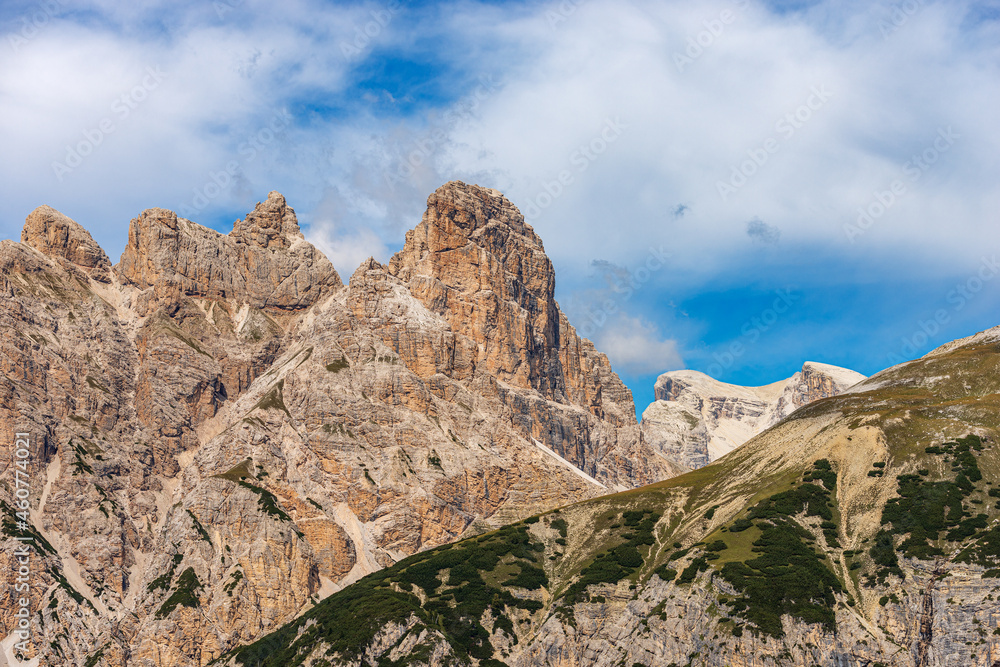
<box><xmin>21</xmin><ymin>205</ymin><xmax>112</xmax><ymax>281</ymax></box>
<box><xmin>0</xmin><ymin>184</ymin><xmax>684</xmax><ymax>666</ymax></box>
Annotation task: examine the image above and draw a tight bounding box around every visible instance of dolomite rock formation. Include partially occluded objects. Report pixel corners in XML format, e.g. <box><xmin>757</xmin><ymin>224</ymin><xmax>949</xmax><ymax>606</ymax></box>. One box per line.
<box><xmin>0</xmin><ymin>183</ymin><xmax>681</xmax><ymax>667</ymax></box>
<box><xmin>218</xmin><ymin>325</ymin><xmax>1000</xmax><ymax>667</ymax></box>
<box><xmin>641</xmin><ymin>361</ymin><xmax>865</xmax><ymax>468</ymax></box>
<box><xmin>116</xmin><ymin>192</ymin><xmax>341</xmax><ymax>316</ymax></box>
<box><xmin>387</xmin><ymin>182</ymin><xmax>664</xmax><ymax>487</ymax></box>
<box><xmin>20</xmin><ymin>204</ymin><xmax>112</xmax><ymax>282</ymax></box>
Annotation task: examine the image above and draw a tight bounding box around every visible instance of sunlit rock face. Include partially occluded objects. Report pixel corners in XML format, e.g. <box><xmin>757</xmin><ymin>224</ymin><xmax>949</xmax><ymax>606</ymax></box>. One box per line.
<box><xmin>0</xmin><ymin>182</ymin><xmax>681</xmax><ymax>666</ymax></box>
<box><xmin>642</xmin><ymin>361</ymin><xmax>865</xmax><ymax>468</ymax></box>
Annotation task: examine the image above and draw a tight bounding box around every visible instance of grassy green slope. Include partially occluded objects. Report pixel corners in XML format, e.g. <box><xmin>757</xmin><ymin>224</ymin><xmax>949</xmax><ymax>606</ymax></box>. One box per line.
<box><xmin>218</xmin><ymin>329</ymin><xmax>1000</xmax><ymax>666</ymax></box>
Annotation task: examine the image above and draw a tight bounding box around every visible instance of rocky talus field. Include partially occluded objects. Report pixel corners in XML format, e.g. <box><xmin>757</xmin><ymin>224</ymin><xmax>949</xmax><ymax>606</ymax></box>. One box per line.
<box><xmin>221</xmin><ymin>327</ymin><xmax>1000</xmax><ymax>667</ymax></box>
<box><xmin>0</xmin><ymin>182</ymin><xmax>681</xmax><ymax>666</ymax></box>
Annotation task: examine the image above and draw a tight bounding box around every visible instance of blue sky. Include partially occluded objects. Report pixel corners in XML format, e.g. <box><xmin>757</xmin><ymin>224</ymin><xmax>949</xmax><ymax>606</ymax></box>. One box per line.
<box><xmin>1</xmin><ymin>0</ymin><xmax>998</xmax><ymax>414</ymax></box>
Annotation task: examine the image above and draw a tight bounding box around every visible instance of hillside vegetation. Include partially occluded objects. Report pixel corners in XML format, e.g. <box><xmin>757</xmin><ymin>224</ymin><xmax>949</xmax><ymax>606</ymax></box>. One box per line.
<box><xmin>220</xmin><ymin>331</ymin><xmax>1000</xmax><ymax>667</ymax></box>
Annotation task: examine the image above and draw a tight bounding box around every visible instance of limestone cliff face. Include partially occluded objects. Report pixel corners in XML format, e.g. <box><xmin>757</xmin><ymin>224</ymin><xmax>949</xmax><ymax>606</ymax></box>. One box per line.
<box><xmin>641</xmin><ymin>361</ymin><xmax>865</xmax><ymax>468</ymax></box>
<box><xmin>21</xmin><ymin>205</ymin><xmax>112</xmax><ymax>282</ymax></box>
<box><xmin>116</xmin><ymin>192</ymin><xmax>341</xmax><ymax>317</ymax></box>
<box><xmin>388</xmin><ymin>182</ymin><xmax>667</xmax><ymax>487</ymax></box>
<box><xmin>0</xmin><ymin>183</ymin><xmax>679</xmax><ymax>667</ymax></box>
<box><xmin>217</xmin><ymin>326</ymin><xmax>1000</xmax><ymax>667</ymax></box>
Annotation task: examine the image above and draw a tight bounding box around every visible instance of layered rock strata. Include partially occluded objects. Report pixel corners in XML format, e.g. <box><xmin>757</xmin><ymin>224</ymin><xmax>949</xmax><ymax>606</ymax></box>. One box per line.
<box><xmin>0</xmin><ymin>183</ymin><xmax>680</xmax><ymax>666</ymax></box>
<box><xmin>641</xmin><ymin>361</ymin><xmax>865</xmax><ymax>468</ymax></box>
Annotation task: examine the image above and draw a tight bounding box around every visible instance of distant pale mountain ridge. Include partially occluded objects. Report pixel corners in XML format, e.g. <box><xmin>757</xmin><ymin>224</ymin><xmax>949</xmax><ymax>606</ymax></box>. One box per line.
<box><xmin>640</xmin><ymin>361</ymin><xmax>866</xmax><ymax>469</ymax></box>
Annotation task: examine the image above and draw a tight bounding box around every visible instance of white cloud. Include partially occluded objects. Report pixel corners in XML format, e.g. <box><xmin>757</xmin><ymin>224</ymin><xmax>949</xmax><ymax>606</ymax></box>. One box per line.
<box><xmin>425</xmin><ymin>0</ymin><xmax>999</xmax><ymax>282</ymax></box>
<box><xmin>308</xmin><ymin>224</ymin><xmax>391</xmax><ymax>280</ymax></box>
<box><xmin>0</xmin><ymin>0</ymin><xmax>370</xmax><ymax>255</ymax></box>
<box><xmin>0</xmin><ymin>0</ymin><xmax>996</xmax><ymax>319</ymax></box>
<box><xmin>591</xmin><ymin>315</ymin><xmax>684</xmax><ymax>375</ymax></box>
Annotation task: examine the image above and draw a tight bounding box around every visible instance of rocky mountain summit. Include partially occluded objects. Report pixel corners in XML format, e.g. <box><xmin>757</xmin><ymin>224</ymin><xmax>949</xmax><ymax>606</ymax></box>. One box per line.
<box><xmin>0</xmin><ymin>183</ymin><xmax>680</xmax><ymax>666</ymax></box>
<box><xmin>641</xmin><ymin>361</ymin><xmax>865</xmax><ymax>468</ymax></box>
<box><xmin>223</xmin><ymin>326</ymin><xmax>1000</xmax><ymax>667</ymax></box>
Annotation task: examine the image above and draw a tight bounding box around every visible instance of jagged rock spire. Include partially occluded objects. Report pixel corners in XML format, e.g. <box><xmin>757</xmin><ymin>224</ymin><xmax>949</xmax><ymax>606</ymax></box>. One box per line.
<box><xmin>115</xmin><ymin>194</ymin><xmax>340</xmax><ymax>314</ymax></box>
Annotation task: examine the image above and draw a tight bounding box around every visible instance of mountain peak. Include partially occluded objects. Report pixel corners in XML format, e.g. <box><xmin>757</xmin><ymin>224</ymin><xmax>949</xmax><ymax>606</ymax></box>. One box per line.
<box><xmin>432</xmin><ymin>181</ymin><xmax>533</xmax><ymax>230</ymax></box>
<box><xmin>643</xmin><ymin>361</ymin><xmax>866</xmax><ymax>467</ymax></box>
<box><xmin>232</xmin><ymin>190</ymin><xmax>302</xmax><ymax>250</ymax></box>
<box><xmin>21</xmin><ymin>205</ymin><xmax>111</xmax><ymax>281</ymax></box>
<box><xmin>116</xmin><ymin>197</ymin><xmax>339</xmax><ymax>315</ymax></box>
<box><xmin>384</xmin><ymin>181</ymin><xmax>675</xmax><ymax>485</ymax></box>
<box><xmin>800</xmin><ymin>360</ymin><xmax>865</xmax><ymax>389</ymax></box>
<box><xmin>387</xmin><ymin>180</ymin><xmax>560</xmax><ymax>396</ymax></box>
<box><xmin>390</xmin><ymin>181</ymin><xmax>542</xmax><ymax>279</ymax></box>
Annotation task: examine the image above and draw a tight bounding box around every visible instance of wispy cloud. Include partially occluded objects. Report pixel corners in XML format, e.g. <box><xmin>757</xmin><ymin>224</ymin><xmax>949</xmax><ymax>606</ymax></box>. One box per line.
<box><xmin>0</xmin><ymin>0</ymin><xmax>997</xmax><ymax>392</ymax></box>
<box><xmin>592</xmin><ymin>315</ymin><xmax>684</xmax><ymax>375</ymax></box>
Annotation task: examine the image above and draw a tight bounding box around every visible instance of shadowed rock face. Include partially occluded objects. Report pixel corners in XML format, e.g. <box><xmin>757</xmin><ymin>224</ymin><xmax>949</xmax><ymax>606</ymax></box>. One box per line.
<box><xmin>0</xmin><ymin>182</ymin><xmax>681</xmax><ymax>666</ymax></box>
<box><xmin>218</xmin><ymin>326</ymin><xmax>1000</xmax><ymax>667</ymax></box>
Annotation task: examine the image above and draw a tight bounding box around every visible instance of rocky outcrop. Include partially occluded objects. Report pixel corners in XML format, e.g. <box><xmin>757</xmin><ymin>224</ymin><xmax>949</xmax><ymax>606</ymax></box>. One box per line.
<box><xmin>387</xmin><ymin>182</ymin><xmax>669</xmax><ymax>487</ymax></box>
<box><xmin>21</xmin><ymin>205</ymin><xmax>112</xmax><ymax>282</ymax></box>
<box><xmin>641</xmin><ymin>361</ymin><xmax>865</xmax><ymax>468</ymax></box>
<box><xmin>0</xmin><ymin>183</ymin><xmax>680</xmax><ymax>666</ymax></box>
<box><xmin>116</xmin><ymin>192</ymin><xmax>341</xmax><ymax>316</ymax></box>
<box><xmin>218</xmin><ymin>326</ymin><xmax>1000</xmax><ymax>667</ymax></box>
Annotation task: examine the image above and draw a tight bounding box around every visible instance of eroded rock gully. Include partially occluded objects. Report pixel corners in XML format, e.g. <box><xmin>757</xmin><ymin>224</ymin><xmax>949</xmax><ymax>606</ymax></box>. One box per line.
<box><xmin>0</xmin><ymin>183</ymin><xmax>680</xmax><ymax>666</ymax></box>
